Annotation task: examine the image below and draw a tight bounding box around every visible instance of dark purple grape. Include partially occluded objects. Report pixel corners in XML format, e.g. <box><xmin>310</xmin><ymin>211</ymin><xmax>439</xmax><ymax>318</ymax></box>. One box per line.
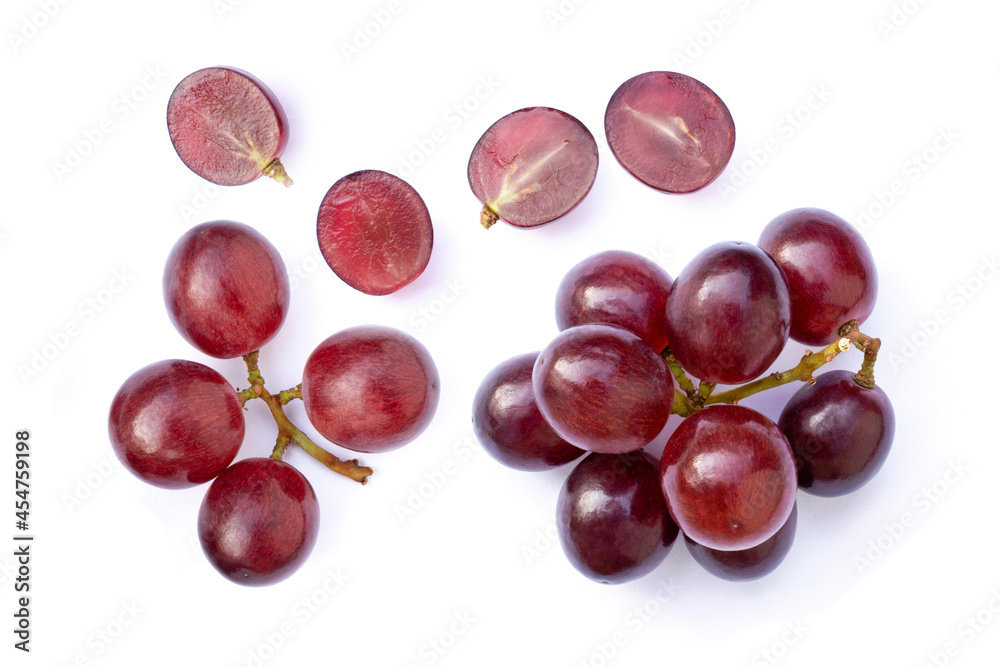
<box><xmin>108</xmin><ymin>359</ymin><xmax>244</xmax><ymax>489</ymax></box>
<box><xmin>660</xmin><ymin>404</ymin><xmax>797</xmax><ymax>552</ymax></box>
<box><xmin>555</xmin><ymin>250</ymin><xmax>673</xmax><ymax>352</ymax></box>
<box><xmin>778</xmin><ymin>370</ymin><xmax>894</xmax><ymax>496</ymax></box>
<box><xmin>533</xmin><ymin>324</ymin><xmax>674</xmax><ymax>454</ymax></box>
<box><xmin>664</xmin><ymin>241</ymin><xmax>790</xmax><ymax>384</ymax></box>
<box><xmin>685</xmin><ymin>503</ymin><xmax>797</xmax><ymax>581</ymax></box>
<box><xmin>302</xmin><ymin>325</ymin><xmax>440</xmax><ymax>453</ymax></box>
<box><xmin>198</xmin><ymin>458</ymin><xmax>318</xmax><ymax>586</ymax></box>
<box><xmin>163</xmin><ymin>220</ymin><xmax>290</xmax><ymax>359</ymax></box>
<box><xmin>472</xmin><ymin>352</ymin><xmax>585</xmax><ymax>471</ymax></box>
<box><xmin>758</xmin><ymin>208</ymin><xmax>878</xmax><ymax>346</ymax></box>
<box><xmin>557</xmin><ymin>451</ymin><xmax>679</xmax><ymax>584</ymax></box>
<box><xmin>605</xmin><ymin>71</ymin><xmax>735</xmax><ymax>193</ymax></box>
<box><xmin>468</xmin><ymin>106</ymin><xmax>598</xmax><ymax>229</ymax></box>
<box><xmin>167</xmin><ymin>67</ymin><xmax>292</xmax><ymax>186</ymax></box>
<box><xmin>317</xmin><ymin>169</ymin><xmax>433</xmax><ymax>296</ymax></box>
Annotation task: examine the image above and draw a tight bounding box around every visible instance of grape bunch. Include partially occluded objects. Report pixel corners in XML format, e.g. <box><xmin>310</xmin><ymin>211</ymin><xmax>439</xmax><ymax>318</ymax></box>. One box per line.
<box><xmin>473</xmin><ymin>207</ymin><xmax>895</xmax><ymax>584</ymax></box>
<box><xmin>109</xmin><ymin>220</ymin><xmax>440</xmax><ymax>586</ymax></box>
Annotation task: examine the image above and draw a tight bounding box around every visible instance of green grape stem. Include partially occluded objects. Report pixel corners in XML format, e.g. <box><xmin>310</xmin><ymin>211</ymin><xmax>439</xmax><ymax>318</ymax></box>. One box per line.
<box><xmin>239</xmin><ymin>351</ymin><xmax>372</xmax><ymax>485</ymax></box>
<box><xmin>669</xmin><ymin>321</ymin><xmax>881</xmax><ymax>417</ymax></box>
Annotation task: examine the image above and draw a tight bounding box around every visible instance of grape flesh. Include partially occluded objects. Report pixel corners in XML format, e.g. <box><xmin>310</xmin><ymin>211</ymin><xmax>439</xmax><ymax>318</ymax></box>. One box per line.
<box><xmin>198</xmin><ymin>458</ymin><xmax>318</xmax><ymax>586</ymax></box>
<box><xmin>758</xmin><ymin>207</ymin><xmax>878</xmax><ymax>345</ymax></box>
<box><xmin>163</xmin><ymin>220</ymin><xmax>290</xmax><ymax>359</ymax></box>
<box><xmin>555</xmin><ymin>250</ymin><xmax>672</xmax><ymax>352</ymax></box>
<box><xmin>664</xmin><ymin>241</ymin><xmax>790</xmax><ymax>384</ymax></box>
<box><xmin>557</xmin><ymin>451</ymin><xmax>679</xmax><ymax>584</ymax></box>
<box><xmin>468</xmin><ymin>106</ymin><xmax>598</xmax><ymax>229</ymax></box>
<box><xmin>472</xmin><ymin>352</ymin><xmax>585</xmax><ymax>471</ymax></box>
<box><xmin>659</xmin><ymin>404</ymin><xmax>797</xmax><ymax>551</ymax></box>
<box><xmin>317</xmin><ymin>169</ymin><xmax>433</xmax><ymax>296</ymax></box>
<box><xmin>109</xmin><ymin>359</ymin><xmax>244</xmax><ymax>489</ymax></box>
<box><xmin>778</xmin><ymin>370</ymin><xmax>895</xmax><ymax>496</ymax></box>
<box><xmin>302</xmin><ymin>325</ymin><xmax>440</xmax><ymax>453</ymax></box>
<box><xmin>167</xmin><ymin>67</ymin><xmax>291</xmax><ymax>186</ymax></box>
<box><xmin>685</xmin><ymin>503</ymin><xmax>797</xmax><ymax>581</ymax></box>
<box><xmin>532</xmin><ymin>324</ymin><xmax>673</xmax><ymax>454</ymax></box>
<box><xmin>605</xmin><ymin>71</ymin><xmax>735</xmax><ymax>193</ymax></box>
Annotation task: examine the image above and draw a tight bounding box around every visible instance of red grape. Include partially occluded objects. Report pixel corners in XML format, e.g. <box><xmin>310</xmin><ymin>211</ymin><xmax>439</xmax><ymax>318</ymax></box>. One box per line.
<box><xmin>555</xmin><ymin>250</ymin><xmax>672</xmax><ymax>352</ymax></box>
<box><xmin>778</xmin><ymin>370</ymin><xmax>895</xmax><ymax>496</ymax></box>
<box><xmin>302</xmin><ymin>325</ymin><xmax>440</xmax><ymax>453</ymax></box>
<box><xmin>659</xmin><ymin>404</ymin><xmax>797</xmax><ymax>551</ymax></box>
<box><xmin>557</xmin><ymin>451</ymin><xmax>679</xmax><ymax>584</ymax></box>
<box><xmin>198</xmin><ymin>458</ymin><xmax>318</xmax><ymax>586</ymax></box>
<box><xmin>605</xmin><ymin>71</ymin><xmax>735</xmax><ymax>193</ymax></box>
<box><xmin>472</xmin><ymin>352</ymin><xmax>585</xmax><ymax>471</ymax></box>
<box><xmin>684</xmin><ymin>503</ymin><xmax>797</xmax><ymax>581</ymax></box>
<box><xmin>664</xmin><ymin>241</ymin><xmax>790</xmax><ymax>384</ymax></box>
<box><xmin>758</xmin><ymin>207</ymin><xmax>878</xmax><ymax>345</ymax></box>
<box><xmin>163</xmin><ymin>220</ymin><xmax>290</xmax><ymax>359</ymax></box>
<box><xmin>109</xmin><ymin>359</ymin><xmax>244</xmax><ymax>489</ymax></box>
<box><xmin>167</xmin><ymin>67</ymin><xmax>292</xmax><ymax>187</ymax></box>
<box><xmin>532</xmin><ymin>324</ymin><xmax>673</xmax><ymax>454</ymax></box>
<box><xmin>468</xmin><ymin>106</ymin><xmax>598</xmax><ymax>229</ymax></box>
<box><xmin>317</xmin><ymin>169</ymin><xmax>433</xmax><ymax>296</ymax></box>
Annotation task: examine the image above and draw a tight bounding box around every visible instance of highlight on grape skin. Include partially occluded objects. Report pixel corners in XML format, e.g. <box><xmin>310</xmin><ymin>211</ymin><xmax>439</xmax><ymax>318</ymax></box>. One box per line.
<box><xmin>605</xmin><ymin>71</ymin><xmax>735</xmax><ymax>193</ymax></box>
<box><xmin>167</xmin><ymin>66</ymin><xmax>293</xmax><ymax>187</ymax></box>
<box><xmin>468</xmin><ymin>106</ymin><xmax>599</xmax><ymax>229</ymax></box>
<box><xmin>317</xmin><ymin>170</ymin><xmax>433</xmax><ymax>296</ymax></box>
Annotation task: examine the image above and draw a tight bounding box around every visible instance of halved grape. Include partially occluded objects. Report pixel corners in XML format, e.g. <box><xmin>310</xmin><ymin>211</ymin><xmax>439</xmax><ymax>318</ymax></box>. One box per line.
<box><xmin>664</xmin><ymin>241</ymin><xmax>790</xmax><ymax>384</ymax></box>
<box><xmin>778</xmin><ymin>370</ymin><xmax>894</xmax><ymax>497</ymax></box>
<box><xmin>317</xmin><ymin>169</ymin><xmax>433</xmax><ymax>296</ymax></box>
<box><xmin>659</xmin><ymin>404</ymin><xmax>797</xmax><ymax>552</ymax></box>
<box><xmin>557</xmin><ymin>451</ymin><xmax>679</xmax><ymax>584</ymax></box>
<box><xmin>468</xmin><ymin>106</ymin><xmax>598</xmax><ymax>229</ymax></box>
<box><xmin>109</xmin><ymin>359</ymin><xmax>244</xmax><ymax>489</ymax></box>
<box><xmin>163</xmin><ymin>220</ymin><xmax>290</xmax><ymax>359</ymax></box>
<box><xmin>532</xmin><ymin>324</ymin><xmax>673</xmax><ymax>454</ymax></box>
<box><xmin>198</xmin><ymin>458</ymin><xmax>318</xmax><ymax>586</ymax></box>
<box><xmin>302</xmin><ymin>325</ymin><xmax>440</xmax><ymax>453</ymax></box>
<box><xmin>758</xmin><ymin>208</ymin><xmax>878</xmax><ymax>345</ymax></box>
<box><xmin>472</xmin><ymin>352</ymin><xmax>585</xmax><ymax>471</ymax></box>
<box><xmin>167</xmin><ymin>67</ymin><xmax>292</xmax><ymax>186</ymax></box>
<box><xmin>685</xmin><ymin>503</ymin><xmax>797</xmax><ymax>582</ymax></box>
<box><xmin>555</xmin><ymin>250</ymin><xmax>673</xmax><ymax>352</ymax></box>
<box><xmin>605</xmin><ymin>71</ymin><xmax>735</xmax><ymax>193</ymax></box>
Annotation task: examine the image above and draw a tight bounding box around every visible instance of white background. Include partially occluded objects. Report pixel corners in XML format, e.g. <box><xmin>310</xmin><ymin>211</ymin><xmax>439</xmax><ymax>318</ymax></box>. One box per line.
<box><xmin>2</xmin><ymin>0</ymin><xmax>998</xmax><ymax>665</ymax></box>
